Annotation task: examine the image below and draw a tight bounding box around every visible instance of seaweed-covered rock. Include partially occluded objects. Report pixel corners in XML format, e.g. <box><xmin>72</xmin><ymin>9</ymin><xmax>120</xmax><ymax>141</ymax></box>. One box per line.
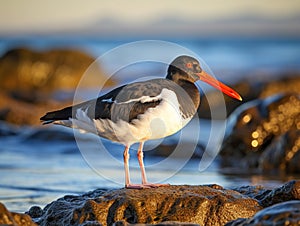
<box><xmin>32</xmin><ymin>185</ymin><xmax>260</xmax><ymax>226</ymax></box>
<box><xmin>220</xmin><ymin>93</ymin><xmax>300</xmax><ymax>173</ymax></box>
<box><xmin>0</xmin><ymin>202</ymin><xmax>36</xmax><ymax>226</ymax></box>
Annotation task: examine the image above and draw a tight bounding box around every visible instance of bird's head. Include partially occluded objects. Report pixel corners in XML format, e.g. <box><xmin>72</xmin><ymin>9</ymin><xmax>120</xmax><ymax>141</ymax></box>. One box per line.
<box><xmin>167</xmin><ymin>55</ymin><xmax>242</xmax><ymax>101</ymax></box>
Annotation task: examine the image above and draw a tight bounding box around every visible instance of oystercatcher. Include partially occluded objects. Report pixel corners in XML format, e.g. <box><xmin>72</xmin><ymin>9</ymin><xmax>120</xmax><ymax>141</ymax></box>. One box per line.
<box><xmin>40</xmin><ymin>55</ymin><xmax>242</xmax><ymax>189</ymax></box>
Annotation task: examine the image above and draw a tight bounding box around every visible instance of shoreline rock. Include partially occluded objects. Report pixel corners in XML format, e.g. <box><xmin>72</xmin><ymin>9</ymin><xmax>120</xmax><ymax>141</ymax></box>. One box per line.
<box><xmin>0</xmin><ymin>202</ymin><xmax>36</xmax><ymax>226</ymax></box>
<box><xmin>220</xmin><ymin>93</ymin><xmax>300</xmax><ymax>174</ymax></box>
<box><xmin>7</xmin><ymin>180</ymin><xmax>293</xmax><ymax>225</ymax></box>
<box><xmin>30</xmin><ymin>184</ymin><xmax>261</xmax><ymax>226</ymax></box>
<box><xmin>1</xmin><ymin>181</ymin><xmax>299</xmax><ymax>225</ymax></box>
<box><xmin>225</xmin><ymin>201</ymin><xmax>300</xmax><ymax>226</ymax></box>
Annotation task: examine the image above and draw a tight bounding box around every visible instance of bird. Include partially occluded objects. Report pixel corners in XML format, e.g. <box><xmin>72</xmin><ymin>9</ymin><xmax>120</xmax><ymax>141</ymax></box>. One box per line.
<box><xmin>40</xmin><ymin>55</ymin><xmax>242</xmax><ymax>189</ymax></box>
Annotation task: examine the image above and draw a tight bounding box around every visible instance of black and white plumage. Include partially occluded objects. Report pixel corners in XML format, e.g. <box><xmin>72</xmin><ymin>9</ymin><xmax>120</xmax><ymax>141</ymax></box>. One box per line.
<box><xmin>41</xmin><ymin>55</ymin><xmax>242</xmax><ymax>189</ymax></box>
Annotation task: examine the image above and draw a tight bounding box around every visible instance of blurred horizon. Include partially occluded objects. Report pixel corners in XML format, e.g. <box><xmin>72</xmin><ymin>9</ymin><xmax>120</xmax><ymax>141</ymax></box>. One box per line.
<box><xmin>0</xmin><ymin>0</ymin><xmax>300</xmax><ymax>38</ymax></box>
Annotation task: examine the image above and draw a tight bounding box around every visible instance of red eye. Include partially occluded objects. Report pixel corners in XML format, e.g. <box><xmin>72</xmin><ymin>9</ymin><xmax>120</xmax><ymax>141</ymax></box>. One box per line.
<box><xmin>186</xmin><ymin>63</ymin><xmax>193</xmax><ymax>68</ymax></box>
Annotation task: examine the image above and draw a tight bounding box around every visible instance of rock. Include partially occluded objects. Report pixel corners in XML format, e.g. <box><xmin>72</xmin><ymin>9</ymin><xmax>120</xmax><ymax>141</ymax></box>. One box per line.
<box><xmin>224</xmin><ymin>180</ymin><xmax>300</xmax><ymax>225</ymax></box>
<box><xmin>219</xmin><ymin>93</ymin><xmax>300</xmax><ymax>173</ymax></box>
<box><xmin>231</xmin><ymin>180</ymin><xmax>300</xmax><ymax>208</ymax></box>
<box><xmin>198</xmin><ymin>74</ymin><xmax>300</xmax><ymax>119</ymax></box>
<box><xmin>31</xmin><ymin>185</ymin><xmax>260</xmax><ymax>226</ymax></box>
<box><xmin>0</xmin><ymin>202</ymin><xmax>37</xmax><ymax>226</ymax></box>
<box><xmin>0</xmin><ymin>47</ymin><xmax>116</xmax><ymax>125</ymax></box>
<box><xmin>255</xmin><ymin>180</ymin><xmax>300</xmax><ymax>208</ymax></box>
<box><xmin>0</xmin><ymin>47</ymin><xmax>114</xmax><ymax>95</ymax></box>
<box><xmin>259</xmin><ymin>129</ymin><xmax>300</xmax><ymax>173</ymax></box>
<box><xmin>26</xmin><ymin>206</ymin><xmax>43</xmax><ymax>219</ymax></box>
<box><xmin>225</xmin><ymin>201</ymin><xmax>300</xmax><ymax>226</ymax></box>
<box><xmin>0</xmin><ymin>89</ymin><xmax>72</xmax><ymax>125</ymax></box>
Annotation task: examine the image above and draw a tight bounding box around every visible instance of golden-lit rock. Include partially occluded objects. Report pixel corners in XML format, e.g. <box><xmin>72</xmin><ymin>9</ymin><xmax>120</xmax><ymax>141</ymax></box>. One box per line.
<box><xmin>0</xmin><ymin>202</ymin><xmax>36</xmax><ymax>226</ymax></box>
<box><xmin>26</xmin><ymin>181</ymin><xmax>300</xmax><ymax>226</ymax></box>
<box><xmin>0</xmin><ymin>48</ymin><xmax>114</xmax><ymax>93</ymax></box>
<box><xmin>0</xmin><ymin>47</ymin><xmax>116</xmax><ymax>125</ymax></box>
<box><xmin>220</xmin><ymin>93</ymin><xmax>300</xmax><ymax>173</ymax></box>
<box><xmin>30</xmin><ymin>185</ymin><xmax>260</xmax><ymax>226</ymax></box>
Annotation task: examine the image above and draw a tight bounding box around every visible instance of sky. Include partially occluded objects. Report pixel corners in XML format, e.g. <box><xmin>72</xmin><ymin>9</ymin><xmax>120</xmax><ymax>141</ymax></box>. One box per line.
<box><xmin>0</xmin><ymin>0</ymin><xmax>300</xmax><ymax>36</ymax></box>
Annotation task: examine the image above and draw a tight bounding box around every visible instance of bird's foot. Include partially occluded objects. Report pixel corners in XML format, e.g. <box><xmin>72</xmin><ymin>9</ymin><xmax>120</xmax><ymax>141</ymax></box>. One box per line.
<box><xmin>125</xmin><ymin>183</ymin><xmax>170</xmax><ymax>189</ymax></box>
<box><xmin>143</xmin><ymin>183</ymin><xmax>170</xmax><ymax>188</ymax></box>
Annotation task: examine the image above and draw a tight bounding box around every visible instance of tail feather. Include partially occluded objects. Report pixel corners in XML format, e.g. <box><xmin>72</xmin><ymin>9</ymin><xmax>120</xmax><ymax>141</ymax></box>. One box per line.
<box><xmin>40</xmin><ymin>106</ymin><xmax>73</xmax><ymax>124</ymax></box>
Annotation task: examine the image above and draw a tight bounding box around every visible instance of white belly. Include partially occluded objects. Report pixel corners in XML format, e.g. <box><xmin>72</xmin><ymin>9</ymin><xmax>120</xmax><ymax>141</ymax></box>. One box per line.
<box><xmin>94</xmin><ymin>89</ymin><xmax>192</xmax><ymax>145</ymax></box>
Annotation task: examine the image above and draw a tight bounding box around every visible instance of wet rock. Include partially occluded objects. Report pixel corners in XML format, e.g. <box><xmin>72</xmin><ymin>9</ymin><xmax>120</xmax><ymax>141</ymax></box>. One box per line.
<box><xmin>198</xmin><ymin>74</ymin><xmax>300</xmax><ymax>119</ymax></box>
<box><xmin>31</xmin><ymin>185</ymin><xmax>260</xmax><ymax>226</ymax></box>
<box><xmin>220</xmin><ymin>93</ymin><xmax>300</xmax><ymax>173</ymax></box>
<box><xmin>0</xmin><ymin>202</ymin><xmax>37</xmax><ymax>226</ymax></box>
<box><xmin>26</xmin><ymin>206</ymin><xmax>43</xmax><ymax>219</ymax></box>
<box><xmin>259</xmin><ymin>129</ymin><xmax>300</xmax><ymax>173</ymax></box>
<box><xmin>0</xmin><ymin>47</ymin><xmax>116</xmax><ymax>125</ymax></box>
<box><xmin>225</xmin><ymin>180</ymin><xmax>300</xmax><ymax>225</ymax></box>
<box><xmin>226</xmin><ymin>201</ymin><xmax>300</xmax><ymax>226</ymax></box>
<box><xmin>231</xmin><ymin>180</ymin><xmax>300</xmax><ymax>208</ymax></box>
<box><xmin>256</xmin><ymin>180</ymin><xmax>300</xmax><ymax>208</ymax></box>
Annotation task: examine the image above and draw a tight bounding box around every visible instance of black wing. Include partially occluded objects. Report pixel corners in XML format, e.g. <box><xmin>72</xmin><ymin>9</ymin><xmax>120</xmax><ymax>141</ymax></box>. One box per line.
<box><xmin>40</xmin><ymin>78</ymin><xmax>198</xmax><ymax>124</ymax></box>
<box><xmin>40</xmin><ymin>79</ymin><xmax>165</xmax><ymax>124</ymax></box>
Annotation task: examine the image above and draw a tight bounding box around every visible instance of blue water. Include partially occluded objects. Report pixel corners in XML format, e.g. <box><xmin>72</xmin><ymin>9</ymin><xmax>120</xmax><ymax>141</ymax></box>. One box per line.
<box><xmin>0</xmin><ymin>36</ymin><xmax>300</xmax><ymax>213</ymax></box>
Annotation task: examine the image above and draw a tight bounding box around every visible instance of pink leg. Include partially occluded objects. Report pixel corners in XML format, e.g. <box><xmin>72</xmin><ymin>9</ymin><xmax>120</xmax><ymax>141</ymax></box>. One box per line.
<box><xmin>123</xmin><ymin>146</ymin><xmax>131</xmax><ymax>186</ymax></box>
<box><xmin>124</xmin><ymin>143</ymin><xmax>170</xmax><ymax>189</ymax></box>
<box><xmin>123</xmin><ymin>145</ymin><xmax>150</xmax><ymax>189</ymax></box>
<box><xmin>137</xmin><ymin>142</ymin><xmax>170</xmax><ymax>188</ymax></box>
<box><xmin>137</xmin><ymin>142</ymin><xmax>148</xmax><ymax>184</ymax></box>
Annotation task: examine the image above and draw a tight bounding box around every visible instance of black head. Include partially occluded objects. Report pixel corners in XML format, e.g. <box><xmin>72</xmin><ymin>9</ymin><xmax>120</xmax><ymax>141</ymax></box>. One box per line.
<box><xmin>166</xmin><ymin>55</ymin><xmax>202</xmax><ymax>83</ymax></box>
<box><xmin>166</xmin><ymin>55</ymin><xmax>243</xmax><ymax>101</ymax></box>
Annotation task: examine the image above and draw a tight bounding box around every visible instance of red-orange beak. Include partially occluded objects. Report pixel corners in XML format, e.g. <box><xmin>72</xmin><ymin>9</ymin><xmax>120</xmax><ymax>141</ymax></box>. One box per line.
<box><xmin>197</xmin><ymin>71</ymin><xmax>242</xmax><ymax>101</ymax></box>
